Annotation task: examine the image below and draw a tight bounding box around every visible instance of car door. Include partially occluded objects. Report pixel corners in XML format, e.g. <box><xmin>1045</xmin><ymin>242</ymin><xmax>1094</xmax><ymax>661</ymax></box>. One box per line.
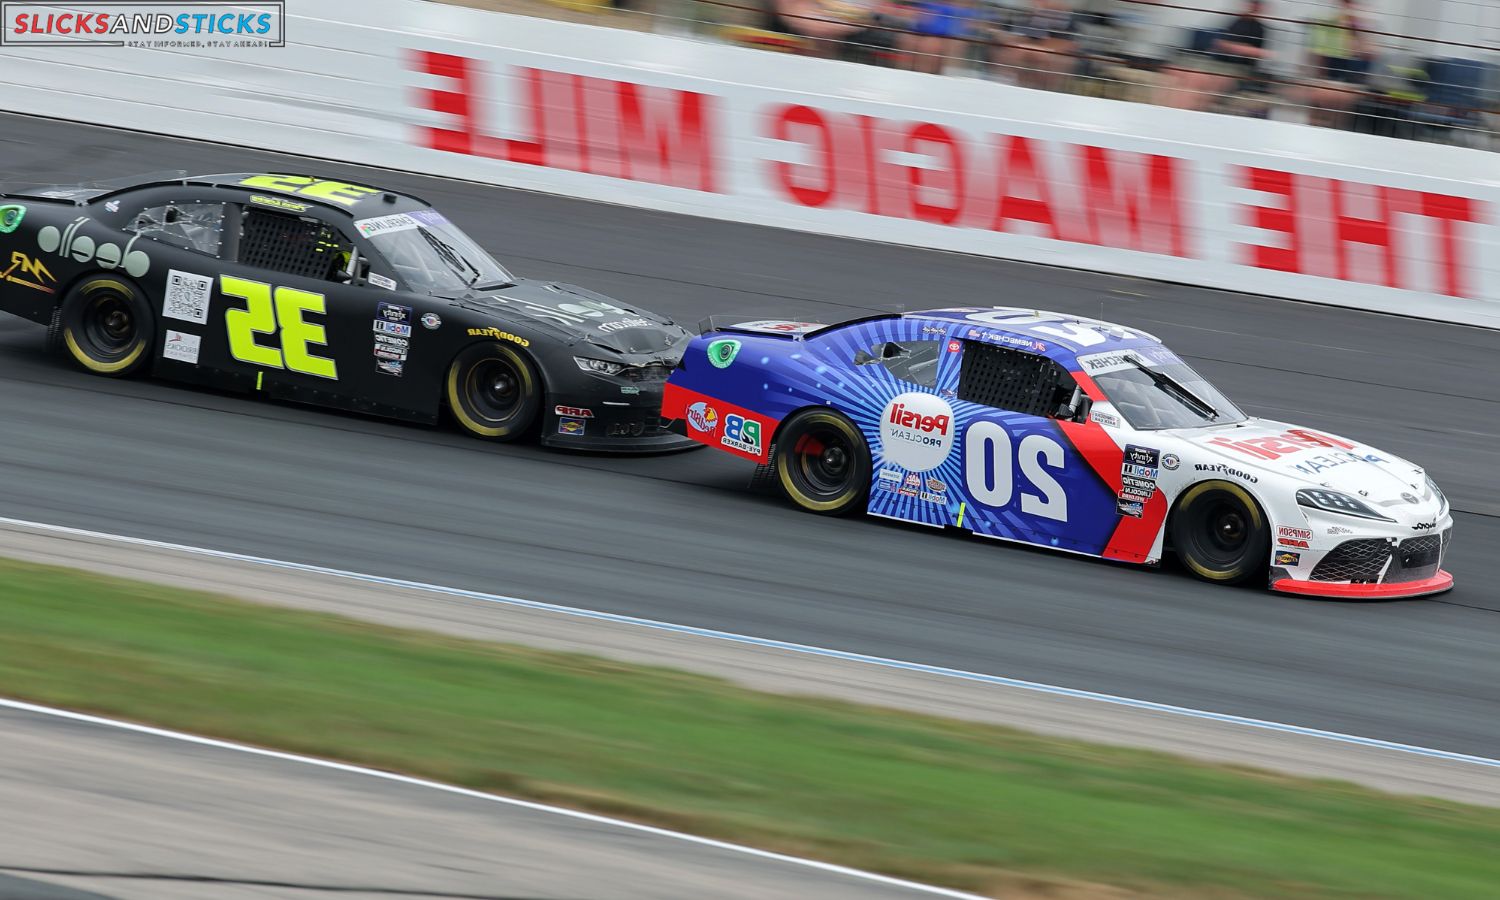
<box><xmin>202</xmin><ymin>202</ymin><xmax>444</xmax><ymax>419</ymax></box>
<box><xmin>947</xmin><ymin>341</ymin><xmax>1122</xmax><ymax>556</ymax></box>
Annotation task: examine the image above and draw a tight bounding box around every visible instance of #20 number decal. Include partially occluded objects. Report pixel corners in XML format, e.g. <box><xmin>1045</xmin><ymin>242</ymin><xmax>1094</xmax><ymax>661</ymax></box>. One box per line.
<box><xmin>964</xmin><ymin>421</ymin><xmax>1068</xmax><ymax>522</ymax></box>
<box><xmin>222</xmin><ymin>275</ymin><xmax>338</xmax><ymax>380</ymax></box>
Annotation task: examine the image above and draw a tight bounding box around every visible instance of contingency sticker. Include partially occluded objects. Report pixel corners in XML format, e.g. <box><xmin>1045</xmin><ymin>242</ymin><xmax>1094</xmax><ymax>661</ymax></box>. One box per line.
<box><xmin>1116</xmin><ymin>444</ymin><xmax>1160</xmax><ymax>515</ymax></box>
<box><xmin>162</xmin><ymin>330</ymin><xmax>201</xmax><ymax>364</ymax></box>
<box><xmin>163</xmin><ymin>270</ymin><xmax>212</xmax><ymax>324</ymax></box>
<box><xmin>354</xmin><ymin>213</ymin><xmax>420</xmax><ymax>238</ymax></box>
<box><xmin>373</xmin><ymin>302</ymin><xmax>412</xmax><ymax>375</ymax></box>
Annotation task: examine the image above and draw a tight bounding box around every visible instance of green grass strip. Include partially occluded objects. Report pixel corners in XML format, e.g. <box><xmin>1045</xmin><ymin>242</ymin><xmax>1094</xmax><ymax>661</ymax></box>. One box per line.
<box><xmin>2</xmin><ymin>557</ymin><xmax>1498</xmax><ymax>898</ymax></box>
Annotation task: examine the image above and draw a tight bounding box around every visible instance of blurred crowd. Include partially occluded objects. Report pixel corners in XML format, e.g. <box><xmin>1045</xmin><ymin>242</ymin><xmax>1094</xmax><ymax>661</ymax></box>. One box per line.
<box><xmin>700</xmin><ymin>0</ymin><xmax>1500</xmax><ymax>149</ymax></box>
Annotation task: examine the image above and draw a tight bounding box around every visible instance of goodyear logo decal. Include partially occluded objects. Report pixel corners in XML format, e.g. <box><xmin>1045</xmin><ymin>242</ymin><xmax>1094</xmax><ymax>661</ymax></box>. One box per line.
<box><xmin>468</xmin><ymin>327</ymin><xmax>530</xmax><ymax>348</ymax></box>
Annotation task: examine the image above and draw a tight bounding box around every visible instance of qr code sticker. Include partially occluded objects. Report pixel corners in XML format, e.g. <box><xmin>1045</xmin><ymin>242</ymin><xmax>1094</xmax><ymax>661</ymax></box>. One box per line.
<box><xmin>163</xmin><ymin>270</ymin><xmax>213</xmax><ymax>324</ymax></box>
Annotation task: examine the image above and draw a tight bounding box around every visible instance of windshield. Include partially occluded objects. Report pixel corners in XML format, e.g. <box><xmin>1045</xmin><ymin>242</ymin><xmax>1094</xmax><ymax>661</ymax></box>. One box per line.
<box><xmin>1079</xmin><ymin>348</ymin><xmax>1247</xmax><ymax>430</ymax></box>
<box><xmin>355</xmin><ymin>210</ymin><xmax>513</xmax><ymax>294</ymax></box>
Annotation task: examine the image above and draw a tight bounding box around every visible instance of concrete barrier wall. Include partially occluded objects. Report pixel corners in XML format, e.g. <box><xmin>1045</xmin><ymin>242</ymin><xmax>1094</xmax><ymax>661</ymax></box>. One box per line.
<box><xmin>5</xmin><ymin>0</ymin><xmax>1497</xmax><ymax>326</ymax></box>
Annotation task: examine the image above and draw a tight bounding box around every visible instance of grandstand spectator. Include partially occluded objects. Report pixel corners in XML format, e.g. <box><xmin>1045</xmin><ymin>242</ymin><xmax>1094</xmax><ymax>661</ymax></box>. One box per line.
<box><xmin>1299</xmin><ymin>0</ymin><xmax>1375</xmax><ymax>127</ymax></box>
<box><xmin>1159</xmin><ymin>0</ymin><xmax>1270</xmax><ymax>112</ymax></box>
<box><xmin>993</xmin><ymin>0</ymin><xmax>1082</xmax><ymax>91</ymax></box>
<box><xmin>902</xmin><ymin>0</ymin><xmax>981</xmax><ymax>74</ymax></box>
<box><xmin>766</xmin><ymin>0</ymin><xmax>893</xmax><ymax>56</ymax></box>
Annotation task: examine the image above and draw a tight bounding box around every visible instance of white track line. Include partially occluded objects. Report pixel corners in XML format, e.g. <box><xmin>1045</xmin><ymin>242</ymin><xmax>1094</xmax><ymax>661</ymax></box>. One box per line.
<box><xmin>5</xmin><ymin>514</ymin><xmax>1500</xmax><ymax>773</ymax></box>
<box><xmin>0</xmin><ymin>698</ymin><xmax>981</xmax><ymax>899</ymax></box>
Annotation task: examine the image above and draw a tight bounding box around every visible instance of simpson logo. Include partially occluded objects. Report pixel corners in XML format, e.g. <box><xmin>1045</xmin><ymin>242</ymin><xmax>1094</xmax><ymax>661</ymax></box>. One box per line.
<box><xmin>4</xmin><ymin>3</ymin><xmax>287</xmax><ymax>47</ymax></box>
<box><xmin>879</xmin><ymin>392</ymin><xmax>953</xmax><ymax>472</ymax></box>
<box><xmin>1278</xmin><ymin>526</ymin><xmax>1312</xmax><ymax>540</ymax></box>
<box><xmin>685</xmin><ymin>401</ymin><xmax>718</xmax><ymax>433</ymax></box>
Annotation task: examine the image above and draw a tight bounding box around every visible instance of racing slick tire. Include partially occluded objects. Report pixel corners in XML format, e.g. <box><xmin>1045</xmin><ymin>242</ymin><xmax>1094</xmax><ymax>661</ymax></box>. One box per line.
<box><xmin>1170</xmin><ymin>481</ymin><xmax>1270</xmax><ymax>585</ymax></box>
<box><xmin>56</xmin><ymin>276</ymin><xmax>154</xmax><ymax>377</ymax></box>
<box><xmin>446</xmin><ymin>342</ymin><xmax>542</xmax><ymax>441</ymax></box>
<box><xmin>774</xmin><ymin>408</ymin><xmax>870</xmax><ymax>516</ymax></box>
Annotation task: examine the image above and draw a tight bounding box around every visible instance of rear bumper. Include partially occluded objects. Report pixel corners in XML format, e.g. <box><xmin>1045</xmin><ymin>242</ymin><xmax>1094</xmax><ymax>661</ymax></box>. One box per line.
<box><xmin>1271</xmin><ymin>570</ymin><xmax>1454</xmax><ymax>599</ymax></box>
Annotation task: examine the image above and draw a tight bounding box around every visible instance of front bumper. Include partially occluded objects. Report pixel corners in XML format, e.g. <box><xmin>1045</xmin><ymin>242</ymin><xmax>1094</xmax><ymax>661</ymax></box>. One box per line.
<box><xmin>539</xmin><ymin>392</ymin><xmax>699</xmax><ymax>454</ymax></box>
<box><xmin>1269</xmin><ymin>524</ymin><xmax>1454</xmax><ymax>599</ymax></box>
<box><xmin>1272</xmin><ymin>570</ymin><xmax>1453</xmax><ymax>599</ymax></box>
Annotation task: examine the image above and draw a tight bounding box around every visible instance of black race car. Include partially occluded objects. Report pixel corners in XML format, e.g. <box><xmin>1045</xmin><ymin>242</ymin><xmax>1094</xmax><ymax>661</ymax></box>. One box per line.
<box><xmin>0</xmin><ymin>173</ymin><xmax>696</xmax><ymax>451</ymax></box>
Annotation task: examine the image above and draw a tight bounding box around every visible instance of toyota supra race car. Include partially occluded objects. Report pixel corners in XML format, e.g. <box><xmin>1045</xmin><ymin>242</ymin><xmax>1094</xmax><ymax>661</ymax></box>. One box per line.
<box><xmin>663</xmin><ymin>308</ymin><xmax>1454</xmax><ymax>598</ymax></box>
<box><xmin>0</xmin><ymin>173</ymin><xmax>695</xmax><ymax>451</ymax></box>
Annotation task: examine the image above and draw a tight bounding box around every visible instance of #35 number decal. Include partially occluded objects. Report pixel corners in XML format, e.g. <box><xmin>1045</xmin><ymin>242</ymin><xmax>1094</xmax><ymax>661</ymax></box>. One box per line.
<box><xmin>964</xmin><ymin>420</ymin><xmax>1068</xmax><ymax>522</ymax></box>
<box><xmin>222</xmin><ymin>275</ymin><xmax>338</xmax><ymax>379</ymax></box>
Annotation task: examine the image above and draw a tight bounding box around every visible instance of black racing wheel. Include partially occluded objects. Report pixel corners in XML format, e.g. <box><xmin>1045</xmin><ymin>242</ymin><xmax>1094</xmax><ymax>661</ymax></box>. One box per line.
<box><xmin>55</xmin><ymin>276</ymin><xmax>154</xmax><ymax>377</ymax></box>
<box><xmin>446</xmin><ymin>342</ymin><xmax>541</xmax><ymax>441</ymax></box>
<box><xmin>1171</xmin><ymin>481</ymin><xmax>1270</xmax><ymax>585</ymax></box>
<box><xmin>774</xmin><ymin>408</ymin><xmax>870</xmax><ymax>516</ymax></box>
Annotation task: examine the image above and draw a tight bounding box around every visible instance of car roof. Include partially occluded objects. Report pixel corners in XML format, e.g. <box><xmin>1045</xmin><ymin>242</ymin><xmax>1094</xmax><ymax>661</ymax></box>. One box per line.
<box><xmin>901</xmin><ymin>307</ymin><xmax>1163</xmax><ymax>356</ymax></box>
<box><xmin>189</xmin><ymin>173</ymin><xmax>431</xmax><ymax>215</ymax></box>
<box><xmin>69</xmin><ymin>172</ymin><xmax>433</xmax><ymax>216</ymax></box>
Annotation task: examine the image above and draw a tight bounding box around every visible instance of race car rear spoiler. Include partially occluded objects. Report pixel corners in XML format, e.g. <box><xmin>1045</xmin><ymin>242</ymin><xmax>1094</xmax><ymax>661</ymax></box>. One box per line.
<box><xmin>697</xmin><ymin>312</ymin><xmax>899</xmax><ymax>340</ymax></box>
<box><xmin>0</xmin><ymin>169</ymin><xmax>190</xmax><ymax>204</ymax></box>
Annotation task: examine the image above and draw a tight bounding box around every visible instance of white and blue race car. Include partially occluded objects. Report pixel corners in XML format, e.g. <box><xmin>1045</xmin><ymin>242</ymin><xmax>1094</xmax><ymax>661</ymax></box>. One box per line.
<box><xmin>663</xmin><ymin>307</ymin><xmax>1453</xmax><ymax>598</ymax></box>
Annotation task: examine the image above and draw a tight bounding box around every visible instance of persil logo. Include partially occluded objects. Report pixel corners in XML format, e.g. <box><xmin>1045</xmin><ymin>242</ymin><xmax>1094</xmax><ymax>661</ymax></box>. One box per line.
<box><xmin>879</xmin><ymin>392</ymin><xmax>954</xmax><ymax>472</ymax></box>
<box><xmin>4</xmin><ymin>3</ymin><xmax>286</xmax><ymax>47</ymax></box>
<box><xmin>888</xmin><ymin>401</ymin><xmax>951</xmax><ymax>436</ymax></box>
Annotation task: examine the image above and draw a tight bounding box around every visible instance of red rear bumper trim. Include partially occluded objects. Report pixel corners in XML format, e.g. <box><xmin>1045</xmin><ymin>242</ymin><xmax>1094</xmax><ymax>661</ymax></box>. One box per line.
<box><xmin>1271</xmin><ymin>571</ymin><xmax>1454</xmax><ymax>599</ymax></box>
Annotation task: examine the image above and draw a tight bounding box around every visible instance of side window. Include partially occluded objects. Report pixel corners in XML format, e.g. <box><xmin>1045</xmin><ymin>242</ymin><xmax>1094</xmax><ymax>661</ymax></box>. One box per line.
<box><xmin>957</xmin><ymin>342</ymin><xmax>1086</xmax><ymax>421</ymax></box>
<box><xmin>854</xmin><ymin>340</ymin><xmax>943</xmax><ymax>389</ymax></box>
<box><xmin>238</xmin><ymin>207</ymin><xmax>352</xmax><ymax>282</ymax></box>
<box><xmin>127</xmin><ymin>202</ymin><xmax>225</xmax><ymax>257</ymax></box>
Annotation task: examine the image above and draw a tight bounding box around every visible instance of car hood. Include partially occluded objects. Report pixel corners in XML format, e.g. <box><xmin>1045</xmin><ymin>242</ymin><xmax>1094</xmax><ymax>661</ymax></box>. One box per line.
<box><xmin>457</xmin><ymin>279</ymin><xmax>691</xmax><ymax>357</ymax></box>
<box><xmin>1167</xmin><ymin>418</ymin><xmax>1428</xmax><ymax>503</ymax></box>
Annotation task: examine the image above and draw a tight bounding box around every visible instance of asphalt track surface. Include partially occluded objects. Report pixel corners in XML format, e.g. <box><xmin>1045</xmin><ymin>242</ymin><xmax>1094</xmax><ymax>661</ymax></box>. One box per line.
<box><xmin>0</xmin><ymin>705</ymin><xmax>941</xmax><ymax>900</ymax></box>
<box><xmin>2</xmin><ymin>113</ymin><xmax>1500</xmax><ymax>759</ymax></box>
